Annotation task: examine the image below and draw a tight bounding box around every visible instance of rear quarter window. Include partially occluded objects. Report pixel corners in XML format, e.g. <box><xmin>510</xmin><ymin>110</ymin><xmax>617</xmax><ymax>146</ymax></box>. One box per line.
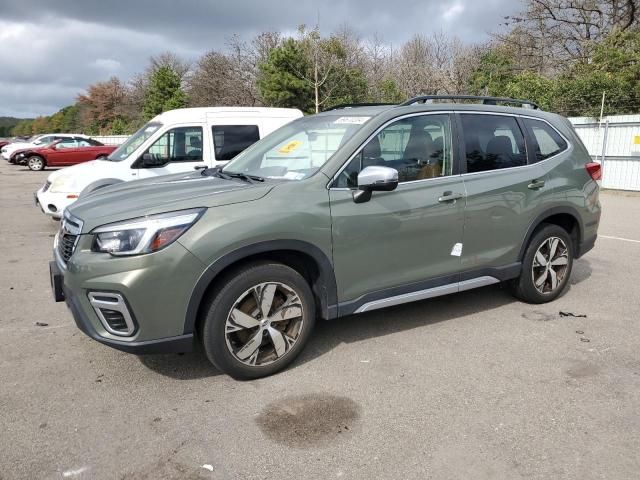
<box><xmin>523</xmin><ymin>118</ymin><xmax>568</xmax><ymax>162</ymax></box>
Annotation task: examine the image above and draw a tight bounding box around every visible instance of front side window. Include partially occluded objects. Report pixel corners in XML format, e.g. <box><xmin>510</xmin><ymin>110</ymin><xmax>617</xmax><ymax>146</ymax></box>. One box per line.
<box><xmin>145</xmin><ymin>126</ymin><xmax>203</xmax><ymax>163</ymax></box>
<box><xmin>462</xmin><ymin>114</ymin><xmax>527</xmax><ymax>173</ymax></box>
<box><xmin>334</xmin><ymin>114</ymin><xmax>453</xmax><ymax>188</ymax></box>
<box><xmin>524</xmin><ymin>118</ymin><xmax>568</xmax><ymax>162</ymax></box>
<box><xmin>213</xmin><ymin>125</ymin><xmax>260</xmax><ymax>161</ymax></box>
<box><xmin>108</xmin><ymin>122</ymin><xmax>162</xmax><ymax>162</ymax></box>
<box><xmin>223</xmin><ymin>115</ymin><xmax>370</xmax><ymax>181</ymax></box>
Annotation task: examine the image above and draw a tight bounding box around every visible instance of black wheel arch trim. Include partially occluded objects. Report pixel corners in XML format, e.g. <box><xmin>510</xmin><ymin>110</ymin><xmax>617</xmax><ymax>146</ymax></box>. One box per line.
<box><xmin>518</xmin><ymin>206</ymin><xmax>586</xmax><ymax>260</ymax></box>
<box><xmin>183</xmin><ymin>240</ymin><xmax>338</xmax><ymax>335</ymax></box>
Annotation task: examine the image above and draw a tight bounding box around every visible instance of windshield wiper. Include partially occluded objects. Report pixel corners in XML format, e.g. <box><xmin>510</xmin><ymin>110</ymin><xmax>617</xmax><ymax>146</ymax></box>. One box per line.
<box><xmin>201</xmin><ymin>168</ymin><xmax>264</xmax><ymax>183</ymax></box>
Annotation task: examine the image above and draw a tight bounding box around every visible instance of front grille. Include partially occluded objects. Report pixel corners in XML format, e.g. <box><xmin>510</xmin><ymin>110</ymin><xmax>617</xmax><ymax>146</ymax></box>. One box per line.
<box><xmin>58</xmin><ymin>233</ymin><xmax>77</xmax><ymax>262</ymax></box>
<box><xmin>42</xmin><ymin>181</ymin><xmax>51</xmax><ymax>192</ymax></box>
<box><xmin>56</xmin><ymin>212</ymin><xmax>83</xmax><ymax>265</ymax></box>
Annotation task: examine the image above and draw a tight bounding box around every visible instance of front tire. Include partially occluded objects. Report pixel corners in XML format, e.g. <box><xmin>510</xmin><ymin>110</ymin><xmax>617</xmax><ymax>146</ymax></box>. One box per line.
<box><xmin>27</xmin><ymin>156</ymin><xmax>45</xmax><ymax>171</ymax></box>
<box><xmin>510</xmin><ymin>223</ymin><xmax>573</xmax><ymax>303</ymax></box>
<box><xmin>201</xmin><ymin>262</ymin><xmax>316</xmax><ymax>380</ymax></box>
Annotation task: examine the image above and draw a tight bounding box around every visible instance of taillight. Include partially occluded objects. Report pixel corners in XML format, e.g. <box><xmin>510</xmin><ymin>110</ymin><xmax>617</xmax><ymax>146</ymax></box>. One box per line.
<box><xmin>585</xmin><ymin>162</ymin><xmax>601</xmax><ymax>181</ymax></box>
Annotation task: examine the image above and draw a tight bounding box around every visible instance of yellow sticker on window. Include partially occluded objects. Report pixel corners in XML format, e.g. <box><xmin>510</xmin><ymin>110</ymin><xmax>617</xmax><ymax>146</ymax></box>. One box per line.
<box><xmin>278</xmin><ymin>140</ymin><xmax>302</xmax><ymax>154</ymax></box>
<box><xmin>634</xmin><ymin>135</ymin><xmax>640</xmax><ymax>145</ymax></box>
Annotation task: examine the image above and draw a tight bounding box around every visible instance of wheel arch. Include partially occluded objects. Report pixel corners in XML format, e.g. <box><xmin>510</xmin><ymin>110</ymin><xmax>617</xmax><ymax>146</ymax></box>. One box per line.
<box><xmin>184</xmin><ymin>240</ymin><xmax>338</xmax><ymax>336</ymax></box>
<box><xmin>519</xmin><ymin>207</ymin><xmax>584</xmax><ymax>261</ymax></box>
<box><xmin>79</xmin><ymin>178</ymin><xmax>124</xmax><ymax>198</ymax></box>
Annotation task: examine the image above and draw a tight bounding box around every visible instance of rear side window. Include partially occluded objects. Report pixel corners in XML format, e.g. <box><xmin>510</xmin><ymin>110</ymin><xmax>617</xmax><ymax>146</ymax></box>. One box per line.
<box><xmin>212</xmin><ymin>125</ymin><xmax>260</xmax><ymax>161</ymax></box>
<box><xmin>523</xmin><ymin>118</ymin><xmax>568</xmax><ymax>162</ymax></box>
<box><xmin>461</xmin><ymin>114</ymin><xmax>527</xmax><ymax>173</ymax></box>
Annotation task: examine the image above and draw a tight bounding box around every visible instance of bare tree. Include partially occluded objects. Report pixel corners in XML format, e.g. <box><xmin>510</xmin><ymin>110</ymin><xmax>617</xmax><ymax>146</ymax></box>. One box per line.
<box><xmin>499</xmin><ymin>0</ymin><xmax>639</xmax><ymax>72</ymax></box>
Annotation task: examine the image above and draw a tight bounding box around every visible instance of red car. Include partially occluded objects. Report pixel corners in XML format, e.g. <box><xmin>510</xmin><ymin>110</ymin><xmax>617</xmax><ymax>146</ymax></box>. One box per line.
<box><xmin>11</xmin><ymin>137</ymin><xmax>117</xmax><ymax>171</ymax></box>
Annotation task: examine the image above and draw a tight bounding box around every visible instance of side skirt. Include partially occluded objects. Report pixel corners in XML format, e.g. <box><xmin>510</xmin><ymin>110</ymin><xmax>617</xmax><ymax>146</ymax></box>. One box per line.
<box><xmin>333</xmin><ymin>262</ymin><xmax>521</xmax><ymax>317</ymax></box>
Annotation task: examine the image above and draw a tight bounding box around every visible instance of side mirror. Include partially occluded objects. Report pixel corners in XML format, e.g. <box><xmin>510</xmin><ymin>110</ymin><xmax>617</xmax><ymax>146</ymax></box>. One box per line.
<box><xmin>353</xmin><ymin>166</ymin><xmax>399</xmax><ymax>203</ymax></box>
<box><xmin>141</xmin><ymin>152</ymin><xmax>166</xmax><ymax>167</ymax></box>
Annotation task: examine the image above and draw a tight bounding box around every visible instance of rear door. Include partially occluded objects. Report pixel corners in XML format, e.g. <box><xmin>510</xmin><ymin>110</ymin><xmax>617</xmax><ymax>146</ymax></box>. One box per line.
<box><xmin>458</xmin><ymin>113</ymin><xmax>551</xmax><ymax>276</ymax></box>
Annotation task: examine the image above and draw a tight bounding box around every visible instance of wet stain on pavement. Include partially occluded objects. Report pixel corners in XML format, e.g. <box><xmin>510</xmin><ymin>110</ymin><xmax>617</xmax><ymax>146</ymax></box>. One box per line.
<box><xmin>522</xmin><ymin>310</ymin><xmax>556</xmax><ymax>322</ymax></box>
<box><xmin>566</xmin><ymin>361</ymin><xmax>600</xmax><ymax>379</ymax></box>
<box><xmin>256</xmin><ymin>393</ymin><xmax>361</xmax><ymax>448</ymax></box>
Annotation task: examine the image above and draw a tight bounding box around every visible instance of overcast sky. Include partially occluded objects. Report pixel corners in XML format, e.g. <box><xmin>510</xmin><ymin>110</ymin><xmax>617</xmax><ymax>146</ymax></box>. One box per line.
<box><xmin>0</xmin><ymin>0</ymin><xmax>521</xmax><ymax>118</ymax></box>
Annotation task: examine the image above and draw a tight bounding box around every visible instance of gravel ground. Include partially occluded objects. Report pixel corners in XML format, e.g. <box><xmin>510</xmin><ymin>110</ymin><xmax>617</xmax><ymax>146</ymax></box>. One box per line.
<box><xmin>1</xmin><ymin>161</ymin><xmax>639</xmax><ymax>480</ymax></box>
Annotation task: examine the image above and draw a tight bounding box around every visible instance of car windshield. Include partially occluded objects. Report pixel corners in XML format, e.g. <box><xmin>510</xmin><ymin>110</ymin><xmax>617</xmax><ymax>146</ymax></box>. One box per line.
<box><xmin>222</xmin><ymin>114</ymin><xmax>371</xmax><ymax>180</ymax></box>
<box><xmin>107</xmin><ymin>122</ymin><xmax>162</xmax><ymax>161</ymax></box>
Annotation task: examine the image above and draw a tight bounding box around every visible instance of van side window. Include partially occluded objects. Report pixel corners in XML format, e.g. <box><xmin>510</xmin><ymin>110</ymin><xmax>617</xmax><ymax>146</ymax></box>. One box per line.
<box><xmin>523</xmin><ymin>118</ymin><xmax>568</xmax><ymax>162</ymax></box>
<box><xmin>461</xmin><ymin>114</ymin><xmax>527</xmax><ymax>173</ymax></box>
<box><xmin>212</xmin><ymin>125</ymin><xmax>260</xmax><ymax>161</ymax></box>
<box><xmin>334</xmin><ymin>114</ymin><xmax>453</xmax><ymax>188</ymax></box>
<box><xmin>146</xmin><ymin>127</ymin><xmax>203</xmax><ymax>163</ymax></box>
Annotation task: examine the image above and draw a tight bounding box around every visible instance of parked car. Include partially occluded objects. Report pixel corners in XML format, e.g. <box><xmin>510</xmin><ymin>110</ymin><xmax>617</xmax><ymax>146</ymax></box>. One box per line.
<box><xmin>35</xmin><ymin>107</ymin><xmax>302</xmax><ymax>219</ymax></box>
<box><xmin>2</xmin><ymin>133</ymin><xmax>89</xmax><ymax>161</ymax></box>
<box><xmin>49</xmin><ymin>96</ymin><xmax>601</xmax><ymax>380</ymax></box>
<box><xmin>12</xmin><ymin>137</ymin><xmax>116</xmax><ymax>171</ymax></box>
<box><xmin>0</xmin><ymin>140</ymin><xmax>10</xmax><ymax>150</ymax></box>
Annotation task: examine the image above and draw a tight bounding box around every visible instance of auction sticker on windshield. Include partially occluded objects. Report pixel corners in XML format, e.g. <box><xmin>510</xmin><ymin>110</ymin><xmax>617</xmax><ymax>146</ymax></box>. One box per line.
<box><xmin>334</xmin><ymin>116</ymin><xmax>370</xmax><ymax>124</ymax></box>
<box><xmin>278</xmin><ymin>140</ymin><xmax>303</xmax><ymax>154</ymax></box>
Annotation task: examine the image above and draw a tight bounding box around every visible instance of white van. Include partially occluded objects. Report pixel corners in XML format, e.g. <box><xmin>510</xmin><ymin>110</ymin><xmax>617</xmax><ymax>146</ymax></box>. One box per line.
<box><xmin>35</xmin><ymin>107</ymin><xmax>302</xmax><ymax>219</ymax></box>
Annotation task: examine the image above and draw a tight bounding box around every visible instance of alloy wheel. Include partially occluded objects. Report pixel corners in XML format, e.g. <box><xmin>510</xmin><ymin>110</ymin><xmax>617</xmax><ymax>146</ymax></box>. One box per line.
<box><xmin>224</xmin><ymin>282</ymin><xmax>304</xmax><ymax>367</ymax></box>
<box><xmin>28</xmin><ymin>157</ymin><xmax>43</xmax><ymax>170</ymax></box>
<box><xmin>531</xmin><ymin>236</ymin><xmax>569</xmax><ymax>294</ymax></box>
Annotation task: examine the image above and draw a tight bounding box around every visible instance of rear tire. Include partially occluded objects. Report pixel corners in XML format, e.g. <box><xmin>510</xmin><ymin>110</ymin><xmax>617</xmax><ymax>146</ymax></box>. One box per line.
<box><xmin>201</xmin><ymin>262</ymin><xmax>315</xmax><ymax>380</ymax></box>
<box><xmin>27</xmin><ymin>156</ymin><xmax>45</xmax><ymax>171</ymax></box>
<box><xmin>510</xmin><ymin>223</ymin><xmax>573</xmax><ymax>304</ymax></box>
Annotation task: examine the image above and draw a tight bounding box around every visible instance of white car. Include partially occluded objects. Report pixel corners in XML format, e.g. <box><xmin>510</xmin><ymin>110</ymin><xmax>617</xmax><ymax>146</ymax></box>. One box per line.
<box><xmin>35</xmin><ymin>107</ymin><xmax>303</xmax><ymax>219</ymax></box>
<box><xmin>2</xmin><ymin>133</ymin><xmax>89</xmax><ymax>161</ymax></box>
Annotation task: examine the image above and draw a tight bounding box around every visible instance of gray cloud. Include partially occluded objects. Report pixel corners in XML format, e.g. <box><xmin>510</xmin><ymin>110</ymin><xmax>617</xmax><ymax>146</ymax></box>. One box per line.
<box><xmin>0</xmin><ymin>0</ymin><xmax>520</xmax><ymax>118</ymax></box>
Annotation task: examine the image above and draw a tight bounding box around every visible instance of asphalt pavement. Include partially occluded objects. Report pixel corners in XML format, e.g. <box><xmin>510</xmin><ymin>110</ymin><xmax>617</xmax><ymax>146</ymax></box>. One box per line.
<box><xmin>1</xmin><ymin>160</ymin><xmax>639</xmax><ymax>479</ymax></box>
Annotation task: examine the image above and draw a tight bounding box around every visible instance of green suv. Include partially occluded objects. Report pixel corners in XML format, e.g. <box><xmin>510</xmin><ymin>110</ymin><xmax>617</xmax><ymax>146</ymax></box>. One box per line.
<box><xmin>50</xmin><ymin>96</ymin><xmax>601</xmax><ymax>379</ymax></box>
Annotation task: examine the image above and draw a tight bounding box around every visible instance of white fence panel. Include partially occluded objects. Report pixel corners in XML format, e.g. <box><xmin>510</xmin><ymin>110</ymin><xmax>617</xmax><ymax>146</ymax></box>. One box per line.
<box><xmin>91</xmin><ymin>135</ymin><xmax>129</xmax><ymax>146</ymax></box>
<box><xmin>569</xmin><ymin>115</ymin><xmax>640</xmax><ymax>191</ymax></box>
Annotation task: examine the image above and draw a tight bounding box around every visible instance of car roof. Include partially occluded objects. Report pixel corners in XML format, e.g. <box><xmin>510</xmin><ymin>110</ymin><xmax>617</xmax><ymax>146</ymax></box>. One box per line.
<box><xmin>152</xmin><ymin>107</ymin><xmax>304</xmax><ymax>123</ymax></box>
<box><xmin>319</xmin><ymin>102</ymin><xmax>564</xmax><ymax>125</ymax></box>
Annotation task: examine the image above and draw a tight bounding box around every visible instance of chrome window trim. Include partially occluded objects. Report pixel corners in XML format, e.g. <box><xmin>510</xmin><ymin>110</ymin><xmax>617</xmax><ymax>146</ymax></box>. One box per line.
<box><xmin>327</xmin><ymin>110</ymin><xmax>572</xmax><ymax>190</ymax></box>
<box><xmin>327</xmin><ymin>110</ymin><xmax>455</xmax><ymax>190</ymax></box>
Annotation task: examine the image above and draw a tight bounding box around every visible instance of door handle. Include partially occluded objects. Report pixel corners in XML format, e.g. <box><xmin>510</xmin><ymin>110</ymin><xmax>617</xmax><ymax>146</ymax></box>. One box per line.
<box><xmin>527</xmin><ymin>179</ymin><xmax>546</xmax><ymax>190</ymax></box>
<box><xmin>194</xmin><ymin>165</ymin><xmax>207</xmax><ymax>170</ymax></box>
<box><xmin>438</xmin><ymin>191</ymin><xmax>464</xmax><ymax>203</ymax></box>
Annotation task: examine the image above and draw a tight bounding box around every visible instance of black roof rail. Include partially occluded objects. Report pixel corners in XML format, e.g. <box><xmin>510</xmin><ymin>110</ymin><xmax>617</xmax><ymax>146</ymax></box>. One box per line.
<box><xmin>323</xmin><ymin>102</ymin><xmax>397</xmax><ymax>112</ymax></box>
<box><xmin>399</xmin><ymin>95</ymin><xmax>540</xmax><ymax>110</ymax></box>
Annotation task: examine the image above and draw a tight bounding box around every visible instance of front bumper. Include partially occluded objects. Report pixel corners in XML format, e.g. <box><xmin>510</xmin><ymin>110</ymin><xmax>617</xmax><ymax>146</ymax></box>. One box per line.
<box><xmin>51</xmin><ymin>235</ymin><xmax>205</xmax><ymax>355</ymax></box>
<box><xmin>36</xmin><ymin>188</ymin><xmax>76</xmax><ymax>219</ymax></box>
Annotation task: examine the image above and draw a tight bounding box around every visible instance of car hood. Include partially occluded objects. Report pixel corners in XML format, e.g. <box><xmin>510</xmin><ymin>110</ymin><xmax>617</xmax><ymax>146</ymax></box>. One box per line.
<box><xmin>47</xmin><ymin>159</ymin><xmax>110</xmax><ymax>182</ymax></box>
<box><xmin>67</xmin><ymin>171</ymin><xmax>277</xmax><ymax>231</ymax></box>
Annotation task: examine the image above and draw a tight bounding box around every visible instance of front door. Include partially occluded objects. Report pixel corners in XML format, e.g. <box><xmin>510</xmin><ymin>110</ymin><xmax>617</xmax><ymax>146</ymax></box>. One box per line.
<box><xmin>329</xmin><ymin>113</ymin><xmax>466</xmax><ymax>312</ymax></box>
<box><xmin>136</xmin><ymin>125</ymin><xmax>207</xmax><ymax>179</ymax></box>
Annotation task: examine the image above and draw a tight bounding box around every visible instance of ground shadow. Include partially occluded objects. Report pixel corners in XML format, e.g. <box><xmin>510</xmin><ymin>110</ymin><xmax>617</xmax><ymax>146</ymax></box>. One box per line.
<box><xmin>139</xmin><ymin>260</ymin><xmax>592</xmax><ymax>380</ymax></box>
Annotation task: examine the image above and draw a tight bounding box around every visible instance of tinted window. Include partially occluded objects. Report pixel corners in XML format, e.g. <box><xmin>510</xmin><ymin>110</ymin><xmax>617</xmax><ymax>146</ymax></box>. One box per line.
<box><xmin>334</xmin><ymin>114</ymin><xmax>453</xmax><ymax>188</ymax></box>
<box><xmin>146</xmin><ymin>126</ymin><xmax>203</xmax><ymax>163</ymax></box>
<box><xmin>213</xmin><ymin>125</ymin><xmax>260</xmax><ymax>161</ymax></box>
<box><xmin>462</xmin><ymin>114</ymin><xmax>527</xmax><ymax>173</ymax></box>
<box><xmin>524</xmin><ymin>118</ymin><xmax>568</xmax><ymax>162</ymax></box>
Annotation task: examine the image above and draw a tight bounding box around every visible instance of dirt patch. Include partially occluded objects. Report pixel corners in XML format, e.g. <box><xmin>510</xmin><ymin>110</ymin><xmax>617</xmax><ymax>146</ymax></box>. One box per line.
<box><xmin>522</xmin><ymin>310</ymin><xmax>556</xmax><ymax>322</ymax></box>
<box><xmin>256</xmin><ymin>393</ymin><xmax>361</xmax><ymax>448</ymax></box>
<box><xmin>566</xmin><ymin>361</ymin><xmax>601</xmax><ymax>379</ymax></box>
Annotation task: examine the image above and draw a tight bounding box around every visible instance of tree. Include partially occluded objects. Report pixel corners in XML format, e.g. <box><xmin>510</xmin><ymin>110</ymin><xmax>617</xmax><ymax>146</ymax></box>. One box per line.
<box><xmin>142</xmin><ymin>66</ymin><xmax>187</xmax><ymax>120</ymax></box>
<box><xmin>77</xmin><ymin>77</ymin><xmax>128</xmax><ymax>134</ymax></box>
<box><xmin>499</xmin><ymin>0</ymin><xmax>639</xmax><ymax>73</ymax></box>
<box><xmin>258</xmin><ymin>38</ymin><xmax>315</xmax><ymax>112</ymax></box>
